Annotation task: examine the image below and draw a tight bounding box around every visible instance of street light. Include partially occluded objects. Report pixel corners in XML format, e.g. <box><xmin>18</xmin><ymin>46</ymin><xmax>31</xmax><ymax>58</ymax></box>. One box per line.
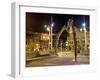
<box><xmin>46</xmin><ymin>27</ymin><xmax>50</xmax><ymax>31</ymax></box>
<box><xmin>82</xmin><ymin>22</ymin><xmax>86</xmax><ymax>27</ymax></box>
<box><xmin>80</xmin><ymin>28</ymin><xmax>82</xmax><ymax>32</ymax></box>
<box><xmin>51</xmin><ymin>23</ymin><xmax>54</xmax><ymax>27</ymax></box>
<box><xmin>44</xmin><ymin>17</ymin><xmax>54</xmax><ymax>50</ymax></box>
<box><xmin>82</xmin><ymin>22</ymin><xmax>87</xmax><ymax>52</ymax></box>
<box><xmin>44</xmin><ymin>25</ymin><xmax>47</xmax><ymax>28</ymax></box>
<box><xmin>44</xmin><ymin>25</ymin><xmax>50</xmax><ymax>50</ymax></box>
<box><xmin>50</xmin><ymin>22</ymin><xmax>54</xmax><ymax>50</ymax></box>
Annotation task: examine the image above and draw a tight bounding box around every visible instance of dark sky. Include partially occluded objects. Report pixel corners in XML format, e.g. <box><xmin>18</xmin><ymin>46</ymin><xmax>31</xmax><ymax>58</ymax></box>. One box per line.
<box><xmin>26</xmin><ymin>12</ymin><xmax>90</xmax><ymax>33</ymax></box>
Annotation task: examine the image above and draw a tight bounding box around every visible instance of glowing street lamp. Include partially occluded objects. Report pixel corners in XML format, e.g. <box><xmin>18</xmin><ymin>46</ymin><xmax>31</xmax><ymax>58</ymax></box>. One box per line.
<box><xmin>44</xmin><ymin>17</ymin><xmax>54</xmax><ymax>50</ymax></box>
<box><xmin>44</xmin><ymin>25</ymin><xmax>47</xmax><ymax>28</ymax></box>
<box><xmin>51</xmin><ymin>23</ymin><xmax>54</xmax><ymax>27</ymax></box>
<box><xmin>50</xmin><ymin>22</ymin><xmax>54</xmax><ymax>50</ymax></box>
<box><xmin>50</xmin><ymin>16</ymin><xmax>54</xmax><ymax>50</ymax></box>
<box><xmin>46</xmin><ymin>27</ymin><xmax>50</xmax><ymax>31</ymax></box>
<box><xmin>82</xmin><ymin>22</ymin><xmax>87</xmax><ymax>51</ymax></box>
<box><xmin>44</xmin><ymin>25</ymin><xmax>50</xmax><ymax>49</ymax></box>
<box><xmin>80</xmin><ymin>28</ymin><xmax>83</xmax><ymax>32</ymax></box>
<box><xmin>82</xmin><ymin>22</ymin><xmax>86</xmax><ymax>27</ymax></box>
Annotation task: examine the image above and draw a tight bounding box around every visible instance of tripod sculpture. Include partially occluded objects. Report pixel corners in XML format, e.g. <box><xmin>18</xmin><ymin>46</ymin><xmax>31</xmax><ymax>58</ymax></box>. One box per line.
<box><xmin>56</xmin><ymin>18</ymin><xmax>77</xmax><ymax>62</ymax></box>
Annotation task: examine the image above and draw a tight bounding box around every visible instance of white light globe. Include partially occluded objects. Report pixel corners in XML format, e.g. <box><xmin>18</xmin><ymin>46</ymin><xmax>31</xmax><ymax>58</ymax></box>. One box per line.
<box><xmin>82</xmin><ymin>23</ymin><xmax>86</xmax><ymax>27</ymax></box>
<box><xmin>51</xmin><ymin>23</ymin><xmax>54</xmax><ymax>27</ymax></box>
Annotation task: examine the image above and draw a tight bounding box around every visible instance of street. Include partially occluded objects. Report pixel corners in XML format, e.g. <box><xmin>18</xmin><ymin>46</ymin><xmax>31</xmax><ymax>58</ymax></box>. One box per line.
<box><xmin>26</xmin><ymin>54</ymin><xmax>89</xmax><ymax>67</ymax></box>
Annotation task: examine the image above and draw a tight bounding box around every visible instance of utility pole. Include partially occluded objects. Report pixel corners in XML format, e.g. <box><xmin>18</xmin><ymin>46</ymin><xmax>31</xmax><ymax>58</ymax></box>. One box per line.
<box><xmin>83</xmin><ymin>16</ymin><xmax>87</xmax><ymax>52</ymax></box>
<box><xmin>50</xmin><ymin>16</ymin><xmax>53</xmax><ymax>50</ymax></box>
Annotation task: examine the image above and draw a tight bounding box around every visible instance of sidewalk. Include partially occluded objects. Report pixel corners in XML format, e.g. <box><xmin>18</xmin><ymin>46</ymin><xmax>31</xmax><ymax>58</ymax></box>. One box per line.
<box><xmin>26</xmin><ymin>55</ymin><xmax>56</xmax><ymax>62</ymax></box>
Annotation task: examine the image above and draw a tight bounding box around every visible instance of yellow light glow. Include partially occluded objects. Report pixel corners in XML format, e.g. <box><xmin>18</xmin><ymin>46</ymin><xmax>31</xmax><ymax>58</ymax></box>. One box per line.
<box><xmin>47</xmin><ymin>27</ymin><xmax>50</xmax><ymax>31</ymax></box>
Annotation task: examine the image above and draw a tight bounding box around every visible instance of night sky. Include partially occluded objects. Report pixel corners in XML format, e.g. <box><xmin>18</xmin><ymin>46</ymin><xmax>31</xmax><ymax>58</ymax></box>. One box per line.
<box><xmin>26</xmin><ymin>12</ymin><xmax>90</xmax><ymax>33</ymax></box>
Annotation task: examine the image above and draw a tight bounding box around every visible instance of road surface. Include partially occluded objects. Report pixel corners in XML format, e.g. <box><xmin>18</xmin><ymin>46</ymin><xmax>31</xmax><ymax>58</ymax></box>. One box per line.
<box><xmin>26</xmin><ymin>55</ymin><xmax>89</xmax><ymax>67</ymax></box>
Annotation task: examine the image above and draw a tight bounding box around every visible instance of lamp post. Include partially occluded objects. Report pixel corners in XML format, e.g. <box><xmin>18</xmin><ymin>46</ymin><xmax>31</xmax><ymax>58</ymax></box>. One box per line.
<box><xmin>44</xmin><ymin>25</ymin><xmax>50</xmax><ymax>49</ymax></box>
<box><xmin>50</xmin><ymin>23</ymin><xmax>53</xmax><ymax>50</ymax></box>
<box><xmin>44</xmin><ymin>16</ymin><xmax>54</xmax><ymax>50</ymax></box>
<box><xmin>47</xmin><ymin>26</ymin><xmax>50</xmax><ymax>49</ymax></box>
<box><xmin>82</xmin><ymin>22</ymin><xmax>87</xmax><ymax>52</ymax></box>
<box><xmin>50</xmin><ymin>16</ymin><xmax>54</xmax><ymax>50</ymax></box>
